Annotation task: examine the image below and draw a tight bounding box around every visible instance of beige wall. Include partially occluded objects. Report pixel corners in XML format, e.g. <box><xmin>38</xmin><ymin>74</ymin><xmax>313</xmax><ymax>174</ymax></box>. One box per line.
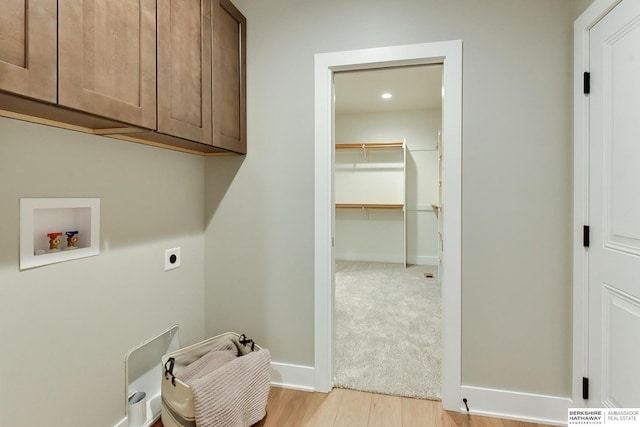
<box><xmin>204</xmin><ymin>0</ymin><xmax>588</xmax><ymax>398</ymax></box>
<box><xmin>0</xmin><ymin>117</ymin><xmax>205</xmax><ymax>426</ymax></box>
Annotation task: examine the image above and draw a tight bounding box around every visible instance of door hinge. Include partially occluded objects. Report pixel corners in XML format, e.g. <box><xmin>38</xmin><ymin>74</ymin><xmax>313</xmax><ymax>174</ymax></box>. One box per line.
<box><xmin>583</xmin><ymin>225</ymin><xmax>590</xmax><ymax>248</ymax></box>
<box><xmin>583</xmin><ymin>377</ymin><xmax>589</xmax><ymax>400</ymax></box>
<box><xmin>584</xmin><ymin>72</ymin><xmax>591</xmax><ymax>94</ymax></box>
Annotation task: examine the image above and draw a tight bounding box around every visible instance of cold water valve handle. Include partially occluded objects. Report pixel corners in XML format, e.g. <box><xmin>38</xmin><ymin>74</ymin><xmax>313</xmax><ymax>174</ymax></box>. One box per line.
<box><xmin>65</xmin><ymin>230</ymin><xmax>79</xmax><ymax>248</ymax></box>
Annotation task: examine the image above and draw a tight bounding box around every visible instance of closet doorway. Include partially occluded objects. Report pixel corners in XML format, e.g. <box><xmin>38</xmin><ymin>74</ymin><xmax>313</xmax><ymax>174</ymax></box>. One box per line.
<box><xmin>333</xmin><ymin>65</ymin><xmax>443</xmax><ymax>399</ymax></box>
<box><xmin>313</xmin><ymin>41</ymin><xmax>462</xmax><ymax>410</ymax></box>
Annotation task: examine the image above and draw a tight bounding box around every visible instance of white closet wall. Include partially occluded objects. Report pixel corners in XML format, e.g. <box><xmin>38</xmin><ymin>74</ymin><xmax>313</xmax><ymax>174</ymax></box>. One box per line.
<box><xmin>335</xmin><ymin>145</ymin><xmax>405</xmax><ymax>205</ymax></box>
<box><xmin>335</xmin><ymin>109</ymin><xmax>441</xmax><ymax>265</ymax></box>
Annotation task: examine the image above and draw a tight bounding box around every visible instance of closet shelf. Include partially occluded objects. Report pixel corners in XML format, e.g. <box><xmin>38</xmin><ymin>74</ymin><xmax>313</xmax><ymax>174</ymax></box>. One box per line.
<box><xmin>336</xmin><ymin>203</ymin><xmax>404</xmax><ymax>210</ymax></box>
<box><xmin>335</xmin><ymin>142</ymin><xmax>404</xmax><ymax>150</ymax></box>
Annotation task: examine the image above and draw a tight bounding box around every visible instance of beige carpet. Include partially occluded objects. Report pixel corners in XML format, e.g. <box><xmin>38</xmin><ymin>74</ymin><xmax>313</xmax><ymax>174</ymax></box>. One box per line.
<box><xmin>334</xmin><ymin>261</ymin><xmax>441</xmax><ymax>400</ymax></box>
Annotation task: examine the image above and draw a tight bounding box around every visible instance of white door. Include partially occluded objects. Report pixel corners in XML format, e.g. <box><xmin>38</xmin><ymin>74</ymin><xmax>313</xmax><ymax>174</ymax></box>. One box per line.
<box><xmin>588</xmin><ymin>0</ymin><xmax>640</xmax><ymax>408</ymax></box>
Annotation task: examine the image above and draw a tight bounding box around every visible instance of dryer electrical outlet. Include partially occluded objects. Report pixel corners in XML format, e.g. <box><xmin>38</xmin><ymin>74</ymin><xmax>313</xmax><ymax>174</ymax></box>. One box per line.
<box><xmin>165</xmin><ymin>247</ymin><xmax>181</xmax><ymax>271</ymax></box>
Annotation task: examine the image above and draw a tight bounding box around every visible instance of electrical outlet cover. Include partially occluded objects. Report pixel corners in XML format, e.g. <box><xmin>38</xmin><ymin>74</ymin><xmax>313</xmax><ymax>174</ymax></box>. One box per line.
<box><xmin>165</xmin><ymin>247</ymin><xmax>181</xmax><ymax>271</ymax></box>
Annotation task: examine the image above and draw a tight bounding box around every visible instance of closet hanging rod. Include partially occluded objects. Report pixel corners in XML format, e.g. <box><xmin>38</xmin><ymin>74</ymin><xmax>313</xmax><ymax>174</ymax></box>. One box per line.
<box><xmin>336</xmin><ymin>203</ymin><xmax>404</xmax><ymax>210</ymax></box>
<box><xmin>335</xmin><ymin>142</ymin><xmax>404</xmax><ymax>150</ymax></box>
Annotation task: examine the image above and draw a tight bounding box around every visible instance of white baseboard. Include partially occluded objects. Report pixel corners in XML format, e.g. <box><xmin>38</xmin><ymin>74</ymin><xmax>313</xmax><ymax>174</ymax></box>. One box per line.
<box><xmin>270</xmin><ymin>362</ymin><xmax>315</xmax><ymax>392</ymax></box>
<box><xmin>336</xmin><ymin>254</ymin><xmax>439</xmax><ymax>266</ymax></box>
<box><xmin>335</xmin><ymin>253</ymin><xmax>404</xmax><ymax>264</ymax></box>
<box><xmin>460</xmin><ymin>385</ymin><xmax>571</xmax><ymax>426</ymax></box>
<box><xmin>408</xmin><ymin>255</ymin><xmax>438</xmax><ymax>266</ymax></box>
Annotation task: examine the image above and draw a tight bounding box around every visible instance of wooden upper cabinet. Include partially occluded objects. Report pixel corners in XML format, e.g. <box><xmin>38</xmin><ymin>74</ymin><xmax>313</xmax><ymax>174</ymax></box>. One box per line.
<box><xmin>212</xmin><ymin>0</ymin><xmax>247</xmax><ymax>154</ymax></box>
<box><xmin>0</xmin><ymin>0</ymin><xmax>57</xmax><ymax>103</ymax></box>
<box><xmin>57</xmin><ymin>0</ymin><xmax>157</xmax><ymax>129</ymax></box>
<box><xmin>157</xmin><ymin>0</ymin><xmax>212</xmax><ymax>145</ymax></box>
<box><xmin>0</xmin><ymin>0</ymin><xmax>246</xmax><ymax>154</ymax></box>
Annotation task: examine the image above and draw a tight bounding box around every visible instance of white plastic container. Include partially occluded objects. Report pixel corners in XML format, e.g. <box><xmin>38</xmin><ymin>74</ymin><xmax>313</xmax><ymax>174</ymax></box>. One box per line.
<box><xmin>128</xmin><ymin>391</ymin><xmax>147</xmax><ymax>427</ymax></box>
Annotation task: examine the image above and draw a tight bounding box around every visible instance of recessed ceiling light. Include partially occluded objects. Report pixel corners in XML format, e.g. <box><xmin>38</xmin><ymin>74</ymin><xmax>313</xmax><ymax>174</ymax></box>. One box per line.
<box><xmin>381</xmin><ymin>93</ymin><xmax>392</xmax><ymax>99</ymax></box>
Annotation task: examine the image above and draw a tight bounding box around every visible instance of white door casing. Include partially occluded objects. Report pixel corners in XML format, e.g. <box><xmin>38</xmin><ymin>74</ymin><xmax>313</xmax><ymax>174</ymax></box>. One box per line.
<box><xmin>314</xmin><ymin>41</ymin><xmax>462</xmax><ymax>411</ymax></box>
<box><xmin>574</xmin><ymin>0</ymin><xmax>640</xmax><ymax>408</ymax></box>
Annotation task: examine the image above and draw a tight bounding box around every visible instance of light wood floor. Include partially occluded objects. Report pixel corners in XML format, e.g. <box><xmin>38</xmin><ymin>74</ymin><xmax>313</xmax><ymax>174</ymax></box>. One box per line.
<box><xmin>153</xmin><ymin>387</ymin><xmax>554</xmax><ymax>427</ymax></box>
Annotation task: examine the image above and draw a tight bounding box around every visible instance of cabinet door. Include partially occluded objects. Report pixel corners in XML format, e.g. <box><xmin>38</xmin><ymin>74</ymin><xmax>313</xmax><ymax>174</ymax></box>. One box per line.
<box><xmin>58</xmin><ymin>0</ymin><xmax>156</xmax><ymax>128</ymax></box>
<box><xmin>157</xmin><ymin>0</ymin><xmax>212</xmax><ymax>144</ymax></box>
<box><xmin>0</xmin><ymin>0</ymin><xmax>56</xmax><ymax>103</ymax></box>
<box><xmin>212</xmin><ymin>0</ymin><xmax>246</xmax><ymax>154</ymax></box>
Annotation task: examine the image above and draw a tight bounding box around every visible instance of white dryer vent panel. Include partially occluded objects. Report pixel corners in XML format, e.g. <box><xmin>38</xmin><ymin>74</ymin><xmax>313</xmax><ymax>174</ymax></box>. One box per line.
<box><xmin>123</xmin><ymin>325</ymin><xmax>180</xmax><ymax>427</ymax></box>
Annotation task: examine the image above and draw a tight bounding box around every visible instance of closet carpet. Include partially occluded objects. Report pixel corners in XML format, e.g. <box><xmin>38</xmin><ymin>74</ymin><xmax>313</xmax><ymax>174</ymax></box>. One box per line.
<box><xmin>334</xmin><ymin>261</ymin><xmax>441</xmax><ymax>400</ymax></box>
